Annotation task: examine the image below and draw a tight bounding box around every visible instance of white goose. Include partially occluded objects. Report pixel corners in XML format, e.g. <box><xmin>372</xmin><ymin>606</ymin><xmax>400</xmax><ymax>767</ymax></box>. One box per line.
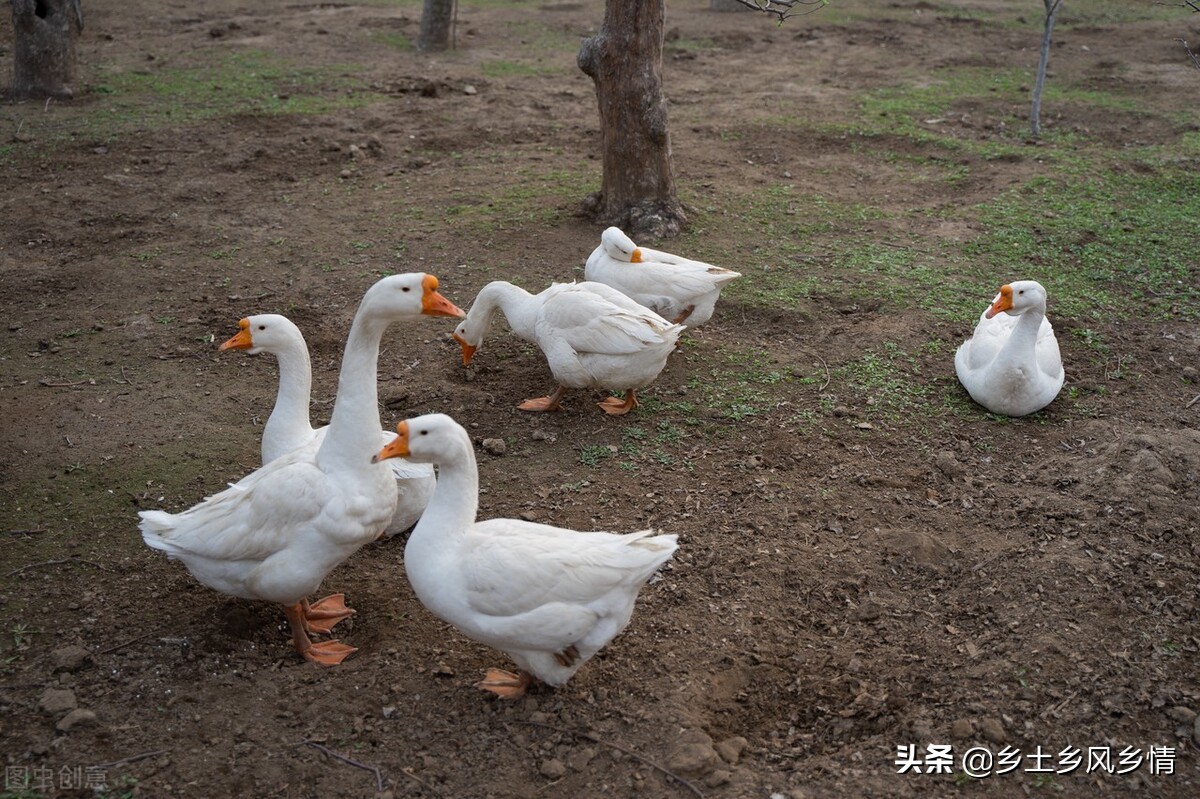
<box><xmin>219</xmin><ymin>314</ymin><xmax>436</xmax><ymax>538</ymax></box>
<box><xmin>584</xmin><ymin>226</ymin><xmax>741</xmax><ymax>326</ymax></box>
<box><xmin>452</xmin><ymin>280</ymin><xmax>683</xmax><ymax>415</ymax></box>
<box><xmin>140</xmin><ymin>274</ymin><xmax>464</xmax><ymax>665</ymax></box>
<box><xmin>955</xmin><ymin>280</ymin><xmax>1064</xmax><ymax>417</ymax></box>
<box><xmin>374</xmin><ymin>413</ymin><xmax>677</xmax><ymax>697</ymax></box>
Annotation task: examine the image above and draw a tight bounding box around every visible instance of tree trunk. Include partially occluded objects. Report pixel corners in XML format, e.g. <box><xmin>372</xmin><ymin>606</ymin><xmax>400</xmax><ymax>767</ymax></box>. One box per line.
<box><xmin>417</xmin><ymin>0</ymin><xmax>454</xmax><ymax>52</ymax></box>
<box><xmin>11</xmin><ymin>0</ymin><xmax>84</xmax><ymax>99</ymax></box>
<box><xmin>1029</xmin><ymin>0</ymin><xmax>1062</xmax><ymax>138</ymax></box>
<box><xmin>578</xmin><ymin>0</ymin><xmax>686</xmax><ymax>239</ymax></box>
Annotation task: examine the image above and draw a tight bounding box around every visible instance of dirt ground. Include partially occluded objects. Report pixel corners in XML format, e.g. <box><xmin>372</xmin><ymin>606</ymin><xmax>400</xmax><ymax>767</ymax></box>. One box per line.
<box><xmin>1</xmin><ymin>0</ymin><xmax>1198</xmax><ymax>797</ymax></box>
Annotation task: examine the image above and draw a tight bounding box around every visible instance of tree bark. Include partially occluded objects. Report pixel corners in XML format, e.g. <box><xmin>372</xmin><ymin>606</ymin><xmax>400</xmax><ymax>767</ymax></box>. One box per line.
<box><xmin>417</xmin><ymin>0</ymin><xmax>454</xmax><ymax>52</ymax></box>
<box><xmin>11</xmin><ymin>0</ymin><xmax>84</xmax><ymax>99</ymax></box>
<box><xmin>1029</xmin><ymin>0</ymin><xmax>1062</xmax><ymax>138</ymax></box>
<box><xmin>578</xmin><ymin>0</ymin><xmax>686</xmax><ymax>239</ymax></box>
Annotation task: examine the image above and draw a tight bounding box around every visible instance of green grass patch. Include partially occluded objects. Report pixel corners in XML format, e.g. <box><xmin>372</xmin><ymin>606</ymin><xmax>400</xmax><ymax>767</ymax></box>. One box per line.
<box><xmin>84</xmin><ymin>49</ymin><xmax>379</xmax><ymax>139</ymax></box>
<box><xmin>972</xmin><ymin>169</ymin><xmax>1200</xmax><ymax>320</ymax></box>
<box><xmin>834</xmin><ymin>341</ymin><xmax>973</xmax><ymax>422</ymax></box>
<box><xmin>422</xmin><ymin>165</ymin><xmax>597</xmax><ymax>231</ymax></box>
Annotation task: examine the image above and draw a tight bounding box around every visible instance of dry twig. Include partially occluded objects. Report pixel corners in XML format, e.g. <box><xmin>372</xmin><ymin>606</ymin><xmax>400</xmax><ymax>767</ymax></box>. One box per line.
<box><xmin>728</xmin><ymin>0</ymin><xmax>827</xmax><ymax>23</ymax></box>
<box><xmin>96</xmin><ymin>632</ymin><xmax>160</xmax><ymax>655</ymax></box>
<box><xmin>38</xmin><ymin>377</ymin><xmax>90</xmax><ymax>387</ymax></box>
<box><xmin>92</xmin><ymin>750</ymin><xmax>167</xmax><ymax>769</ymax></box>
<box><xmin>298</xmin><ymin>740</ymin><xmax>385</xmax><ymax>791</ymax></box>
<box><xmin>6</xmin><ymin>557</ymin><xmax>110</xmax><ymax>578</ymax></box>
<box><xmin>511</xmin><ymin>720</ymin><xmax>704</xmax><ymax>799</ymax></box>
<box><xmin>1180</xmin><ymin>39</ymin><xmax>1200</xmax><ymax>71</ymax></box>
<box><xmin>1185</xmin><ymin>393</ymin><xmax>1200</xmax><ymax>409</ymax></box>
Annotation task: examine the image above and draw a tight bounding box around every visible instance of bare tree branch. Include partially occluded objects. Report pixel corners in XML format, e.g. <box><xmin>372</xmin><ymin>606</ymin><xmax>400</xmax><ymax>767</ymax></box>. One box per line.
<box><xmin>726</xmin><ymin>0</ymin><xmax>828</xmax><ymax>24</ymax></box>
<box><xmin>1180</xmin><ymin>39</ymin><xmax>1200</xmax><ymax>70</ymax></box>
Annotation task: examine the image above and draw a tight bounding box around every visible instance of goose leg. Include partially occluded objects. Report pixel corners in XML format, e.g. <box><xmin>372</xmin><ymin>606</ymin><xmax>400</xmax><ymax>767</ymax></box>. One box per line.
<box><xmin>283</xmin><ymin>603</ymin><xmax>357</xmax><ymax>666</ymax></box>
<box><xmin>597</xmin><ymin>389</ymin><xmax>639</xmax><ymax>416</ymax></box>
<box><xmin>302</xmin><ymin>594</ymin><xmax>356</xmax><ymax>634</ymax></box>
<box><xmin>518</xmin><ymin>384</ymin><xmax>569</xmax><ymax>412</ymax></box>
<box><xmin>475</xmin><ymin>668</ymin><xmax>533</xmax><ymax>699</ymax></box>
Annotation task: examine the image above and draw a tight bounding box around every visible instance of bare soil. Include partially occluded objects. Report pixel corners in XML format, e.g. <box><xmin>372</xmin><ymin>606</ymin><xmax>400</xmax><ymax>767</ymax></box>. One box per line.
<box><xmin>1</xmin><ymin>1</ymin><xmax>1198</xmax><ymax>798</ymax></box>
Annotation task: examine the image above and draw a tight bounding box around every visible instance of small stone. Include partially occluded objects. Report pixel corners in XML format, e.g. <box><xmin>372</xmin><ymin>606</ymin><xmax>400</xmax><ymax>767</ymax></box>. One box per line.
<box><xmin>531</xmin><ymin>429</ymin><xmax>556</xmax><ymax>443</ymax></box>
<box><xmin>463</xmin><ymin>84</ymin><xmax>478</xmax><ymax>95</ymax></box>
<box><xmin>482</xmin><ymin>438</ymin><xmax>507</xmax><ymax>455</ymax></box>
<box><xmin>51</xmin><ymin>645</ymin><xmax>92</xmax><ymax>673</ymax></box>
<box><xmin>528</xmin><ymin>711</ymin><xmax>548</xmax><ymax>724</ymax></box>
<box><xmin>854</xmin><ymin>602</ymin><xmax>882</xmax><ymax>622</ymax></box>
<box><xmin>381</xmin><ymin>705</ymin><xmax>397</xmax><ymax>719</ymax></box>
<box><xmin>374</xmin><ymin>791</ymin><xmax>395</xmax><ymax>799</ymax></box>
<box><xmin>950</xmin><ymin>718</ymin><xmax>974</xmax><ymax>739</ymax></box>
<box><xmin>934</xmin><ymin>451</ymin><xmax>965</xmax><ymax>479</ymax></box>
<box><xmin>56</xmin><ymin>708</ymin><xmax>97</xmax><ymax>732</ymax></box>
<box><xmin>705</xmin><ymin>770</ymin><xmax>732</xmax><ymax>787</ymax></box>
<box><xmin>39</xmin><ymin>687</ymin><xmax>77</xmax><ymax>714</ymax></box>
<box><xmin>539</xmin><ymin>758</ymin><xmax>566</xmax><ymax>779</ymax></box>
<box><xmin>519</xmin><ymin>510</ymin><xmax>539</xmax><ymax>522</ymax></box>
<box><xmin>854</xmin><ymin>421</ymin><xmax>874</xmax><ymax>430</ymax></box>
<box><xmin>979</xmin><ymin>717</ymin><xmax>1006</xmax><ymax>744</ymax></box>
<box><xmin>831</xmin><ymin>406</ymin><xmax>852</xmax><ymax>417</ymax></box>
<box><xmin>1166</xmin><ymin>706</ymin><xmax>1196</xmax><ymax>725</ymax></box>
<box><xmin>714</xmin><ymin>735</ymin><xmax>748</xmax><ymax>765</ymax></box>
<box><xmin>568</xmin><ymin>747</ymin><xmax>596</xmax><ymax>770</ymax></box>
<box><xmin>745</xmin><ymin>455</ymin><xmax>764</xmax><ymax>468</ymax></box>
<box><xmin>667</xmin><ymin>729</ymin><xmax>718</xmax><ymax>778</ymax></box>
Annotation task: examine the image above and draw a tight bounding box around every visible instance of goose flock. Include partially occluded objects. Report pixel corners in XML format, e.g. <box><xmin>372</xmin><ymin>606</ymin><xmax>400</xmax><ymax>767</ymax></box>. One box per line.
<box><xmin>140</xmin><ymin>227</ymin><xmax>1064</xmax><ymax>695</ymax></box>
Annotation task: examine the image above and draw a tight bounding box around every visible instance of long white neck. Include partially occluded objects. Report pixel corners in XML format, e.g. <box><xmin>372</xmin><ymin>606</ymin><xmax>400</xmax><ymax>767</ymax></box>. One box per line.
<box><xmin>404</xmin><ymin>428</ymin><xmax>479</xmax><ymax>610</ymax></box>
<box><xmin>261</xmin><ymin>340</ymin><xmax>315</xmax><ymax>463</ymax></box>
<box><xmin>317</xmin><ymin>310</ymin><xmax>387</xmax><ymax>471</ymax></box>
<box><xmin>998</xmin><ymin>304</ymin><xmax>1045</xmax><ymax>363</ymax></box>
<box><xmin>471</xmin><ymin>282</ymin><xmax>539</xmax><ymax>342</ymax></box>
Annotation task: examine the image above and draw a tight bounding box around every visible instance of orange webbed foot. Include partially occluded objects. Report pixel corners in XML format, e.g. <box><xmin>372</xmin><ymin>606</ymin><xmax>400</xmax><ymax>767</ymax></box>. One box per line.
<box><xmin>518</xmin><ymin>396</ymin><xmax>563</xmax><ymax>412</ymax></box>
<box><xmin>474</xmin><ymin>668</ymin><xmax>532</xmax><ymax>699</ymax></box>
<box><xmin>597</xmin><ymin>391</ymin><xmax>638</xmax><ymax>416</ymax></box>
<box><xmin>302</xmin><ymin>594</ymin><xmax>356</xmax><ymax>634</ymax></box>
<box><xmin>303</xmin><ymin>640</ymin><xmax>358</xmax><ymax>667</ymax></box>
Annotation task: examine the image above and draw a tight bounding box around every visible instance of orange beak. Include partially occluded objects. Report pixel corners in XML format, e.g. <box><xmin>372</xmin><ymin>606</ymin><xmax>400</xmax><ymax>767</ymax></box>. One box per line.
<box><xmin>984</xmin><ymin>285</ymin><xmax>1013</xmax><ymax>319</ymax></box>
<box><xmin>452</xmin><ymin>332</ymin><xmax>477</xmax><ymax>366</ymax></box>
<box><xmin>631</xmin><ymin>248</ymin><xmax>643</xmax><ymax>264</ymax></box>
<box><xmin>372</xmin><ymin>421</ymin><xmax>410</xmax><ymax>463</ymax></box>
<box><xmin>421</xmin><ymin>274</ymin><xmax>466</xmax><ymax>318</ymax></box>
<box><xmin>219</xmin><ymin>318</ymin><xmax>253</xmax><ymax>351</ymax></box>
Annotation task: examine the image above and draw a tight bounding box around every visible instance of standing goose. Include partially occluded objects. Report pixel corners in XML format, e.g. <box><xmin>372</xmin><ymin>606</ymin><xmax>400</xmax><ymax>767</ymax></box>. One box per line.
<box><xmin>374</xmin><ymin>413</ymin><xmax>677</xmax><ymax>697</ymax></box>
<box><xmin>955</xmin><ymin>280</ymin><xmax>1064</xmax><ymax>417</ymax></box>
<box><xmin>451</xmin><ymin>280</ymin><xmax>683</xmax><ymax>415</ymax></box>
<box><xmin>584</xmin><ymin>226</ymin><xmax>741</xmax><ymax>326</ymax></box>
<box><xmin>139</xmin><ymin>274</ymin><xmax>464</xmax><ymax>665</ymax></box>
<box><xmin>219</xmin><ymin>314</ymin><xmax>436</xmax><ymax>538</ymax></box>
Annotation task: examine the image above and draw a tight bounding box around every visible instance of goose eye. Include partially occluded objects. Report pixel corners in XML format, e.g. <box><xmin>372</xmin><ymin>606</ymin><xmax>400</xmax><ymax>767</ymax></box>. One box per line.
<box><xmin>420</xmin><ymin>430</ymin><xmax>428</xmax><ymax>436</ymax></box>
<box><xmin>1018</xmin><ymin>290</ymin><xmax>1025</xmax><ymax>295</ymax></box>
<box><xmin>401</xmin><ymin>286</ymin><xmax>411</xmax><ymax>292</ymax></box>
<box><xmin>258</xmin><ymin>325</ymin><xmax>266</xmax><ymax>330</ymax></box>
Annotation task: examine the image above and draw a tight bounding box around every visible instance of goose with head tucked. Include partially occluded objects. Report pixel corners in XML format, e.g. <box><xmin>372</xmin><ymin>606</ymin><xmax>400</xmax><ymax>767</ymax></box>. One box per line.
<box><xmin>139</xmin><ymin>274</ymin><xmax>464</xmax><ymax>665</ymax></box>
<box><xmin>452</xmin><ymin>280</ymin><xmax>683</xmax><ymax>415</ymax></box>
<box><xmin>374</xmin><ymin>413</ymin><xmax>678</xmax><ymax>697</ymax></box>
<box><xmin>584</xmin><ymin>226</ymin><xmax>741</xmax><ymax>327</ymax></box>
<box><xmin>954</xmin><ymin>280</ymin><xmax>1064</xmax><ymax>417</ymax></box>
<box><xmin>219</xmin><ymin>314</ymin><xmax>436</xmax><ymax>538</ymax></box>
